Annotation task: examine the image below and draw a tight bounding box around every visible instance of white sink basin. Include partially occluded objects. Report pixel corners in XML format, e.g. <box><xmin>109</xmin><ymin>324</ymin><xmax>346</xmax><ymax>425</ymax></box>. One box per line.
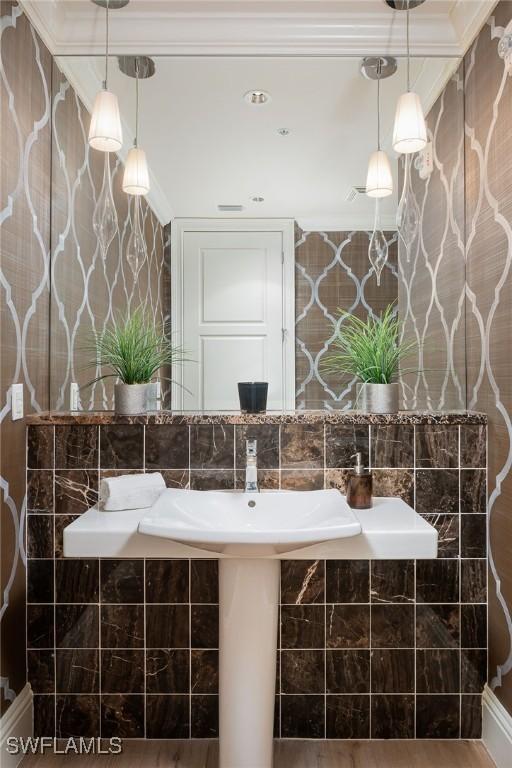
<box><xmin>138</xmin><ymin>487</ymin><xmax>361</xmax><ymax>556</ymax></box>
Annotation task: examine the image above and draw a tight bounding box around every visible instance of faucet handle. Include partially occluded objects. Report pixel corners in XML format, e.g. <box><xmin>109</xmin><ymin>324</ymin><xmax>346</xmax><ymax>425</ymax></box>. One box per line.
<box><xmin>246</xmin><ymin>439</ymin><xmax>257</xmax><ymax>456</ymax></box>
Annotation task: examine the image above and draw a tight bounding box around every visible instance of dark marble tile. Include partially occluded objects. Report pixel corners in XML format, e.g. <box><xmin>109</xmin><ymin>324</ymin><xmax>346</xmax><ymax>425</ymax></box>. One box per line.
<box><xmin>191</xmin><ymin>605</ymin><xmax>219</xmax><ymax>649</ymax></box>
<box><xmin>27</xmin><ymin>560</ymin><xmax>54</xmax><ymax>603</ymax></box>
<box><xmin>56</xmin><ymin>559</ymin><xmax>99</xmax><ymax>603</ymax></box>
<box><xmin>56</xmin><ymin>695</ymin><xmax>100</xmax><ymax>738</ymax></box>
<box><xmin>145</xmin><ymin>424</ymin><xmax>189</xmax><ymax>469</ymax></box>
<box><xmin>146</xmin><ymin>604</ymin><xmax>189</xmax><ymax>648</ymax></box>
<box><xmin>461</xmin><ymin>604</ymin><xmax>487</xmax><ymax>648</ymax></box>
<box><xmin>55</xmin><ymin>470</ymin><xmax>98</xmax><ymax>515</ymax></box>
<box><xmin>421</xmin><ymin>514</ymin><xmax>459</xmax><ymax>558</ymax></box>
<box><xmin>461</xmin><ymin>515</ymin><xmax>486</xmax><ymax>558</ymax></box>
<box><xmin>326</xmin><ymin>560</ymin><xmax>369</xmax><ymax>603</ymax></box>
<box><xmin>27</xmin><ymin>470</ymin><xmax>53</xmax><ymax>512</ymax></box>
<box><xmin>416</xmin><ymin>425</ymin><xmax>459</xmax><ymax>468</ymax></box>
<box><xmin>461</xmin><ymin>694</ymin><xmax>482</xmax><ymax>738</ymax></box>
<box><xmin>100</xmin><ymin>560</ymin><xmax>144</xmax><ymax>603</ymax></box>
<box><xmin>326</xmin><ymin>650</ymin><xmax>370</xmax><ymax>694</ymax></box>
<box><xmin>56</xmin><ymin>605</ymin><xmax>99</xmax><ymax>649</ymax></box>
<box><xmin>370</xmin><ymin>560</ymin><xmax>414</xmax><ymax>603</ymax></box>
<box><xmin>28</xmin><ymin>426</ymin><xmax>54</xmax><ymax>469</ymax></box>
<box><xmin>159</xmin><ymin>469</ymin><xmax>190</xmax><ymax>489</ymax></box>
<box><xmin>146</xmin><ymin>649</ymin><xmax>189</xmax><ymax>694</ymax></box>
<box><xmin>461</xmin><ymin>469</ymin><xmax>486</xmax><ymax>513</ymax></box>
<box><xmin>54</xmin><ymin>515</ymin><xmax>79</xmax><ymax>558</ymax></box>
<box><xmin>27</xmin><ymin>515</ymin><xmax>54</xmax><ymax>558</ymax></box>
<box><xmin>371</xmin><ymin>425</ymin><xmax>415</xmax><ymax>468</ymax></box>
<box><xmin>146</xmin><ymin>559</ymin><xmax>189</xmax><ymax>603</ymax></box>
<box><xmin>371</xmin><ymin>694</ymin><xmax>414</xmax><ymax>738</ymax></box>
<box><xmin>191</xmin><ymin>695</ymin><xmax>219</xmax><ymax>738</ymax></box>
<box><xmin>190</xmin><ymin>425</ymin><xmax>234</xmax><ymax>469</ymax></box>
<box><xmin>281</xmin><ymin>605</ymin><xmax>325</xmax><ymax>649</ymax></box>
<box><xmin>27</xmin><ymin>604</ymin><xmax>54</xmax><ymax>649</ymax></box>
<box><xmin>280</xmin><ymin>424</ymin><xmax>324</xmax><ymax>469</ymax></box>
<box><xmin>101</xmin><ymin>649</ymin><xmax>144</xmax><ymax>693</ymax></box>
<box><xmin>326</xmin><ymin>695</ymin><xmax>370</xmax><ymax>738</ymax></box>
<box><xmin>235</xmin><ymin>424</ymin><xmax>279</xmax><ymax>469</ymax></box>
<box><xmin>146</xmin><ymin>694</ymin><xmax>190</xmax><ymax>739</ymax></box>
<box><xmin>281</xmin><ymin>560</ymin><xmax>324</xmax><ymax>604</ymax></box>
<box><xmin>372</xmin><ymin>469</ymin><xmax>414</xmax><ymax>505</ymax></box>
<box><xmin>461</xmin><ymin>559</ymin><xmax>487</xmax><ymax>603</ymax></box>
<box><xmin>99</xmin><ymin>425</ymin><xmax>143</xmax><ymax>469</ymax></box>
<box><xmin>280</xmin><ymin>470</ymin><xmax>324</xmax><ymax>490</ymax></box>
<box><xmin>55</xmin><ymin>426</ymin><xmax>98</xmax><ymax>469</ymax></box>
<box><xmin>415</xmin><ymin>470</ymin><xmax>459</xmax><ymax>515</ymax></box>
<box><xmin>461</xmin><ymin>424</ymin><xmax>486</xmax><ymax>468</ymax></box>
<box><xmin>191</xmin><ymin>560</ymin><xmax>218</xmax><ymax>603</ymax></box>
<box><xmin>416</xmin><ymin>694</ymin><xmax>460</xmax><ymax>738</ymax></box>
<box><xmin>189</xmin><ymin>470</ymin><xmax>234</xmax><ymax>490</ymax></box>
<box><xmin>191</xmin><ymin>650</ymin><xmax>219</xmax><ymax>694</ymax></box>
<box><xmin>280</xmin><ymin>694</ymin><xmax>325</xmax><ymax>738</ymax></box>
<box><xmin>371</xmin><ymin>649</ymin><xmax>414</xmax><ymax>693</ymax></box>
<box><xmin>101</xmin><ymin>694</ymin><xmax>144</xmax><ymax>738</ymax></box>
<box><xmin>416</xmin><ymin>560</ymin><xmax>459</xmax><ymax>604</ymax></box>
<box><xmin>281</xmin><ymin>650</ymin><xmax>324</xmax><ymax>693</ymax></box>
<box><xmin>371</xmin><ymin>605</ymin><xmax>414</xmax><ymax>648</ymax></box>
<box><xmin>56</xmin><ymin>649</ymin><xmax>99</xmax><ymax>694</ymax></box>
<box><xmin>461</xmin><ymin>648</ymin><xmax>487</xmax><ymax>693</ymax></box>
<box><xmin>33</xmin><ymin>695</ymin><xmax>55</xmax><ymax>737</ymax></box>
<box><xmin>326</xmin><ymin>604</ymin><xmax>370</xmax><ymax>649</ymax></box>
<box><xmin>325</xmin><ymin>425</ymin><xmax>369</xmax><ymax>468</ymax></box>
<box><xmin>28</xmin><ymin>650</ymin><xmax>55</xmax><ymax>693</ymax></box>
<box><xmin>416</xmin><ymin>604</ymin><xmax>460</xmax><ymax>648</ymax></box>
<box><xmin>235</xmin><ymin>469</ymin><xmax>280</xmax><ymax>490</ymax></box>
<box><xmin>325</xmin><ymin>468</ymin><xmax>350</xmax><ymax>492</ymax></box>
<box><xmin>416</xmin><ymin>649</ymin><xmax>460</xmax><ymax>693</ymax></box>
<box><xmin>101</xmin><ymin>605</ymin><xmax>144</xmax><ymax>648</ymax></box>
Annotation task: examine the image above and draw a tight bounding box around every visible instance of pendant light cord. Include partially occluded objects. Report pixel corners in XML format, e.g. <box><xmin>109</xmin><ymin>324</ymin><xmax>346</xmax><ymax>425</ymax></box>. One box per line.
<box><xmin>377</xmin><ymin>58</ymin><xmax>382</xmax><ymax>151</ymax></box>
<box><xmin>406</xmin><ymin>0</ymin><xmax>410</xmax><ymax>92</ymax></box>
<box><xmin>104</xmin><ymin>0</ymin><xmax>110</xmax><ymax>90</ymax></box>
<box><xmin>135</xmin><ymin>58</ymin><xmax>139</xmax><ymax>148</ymax></box>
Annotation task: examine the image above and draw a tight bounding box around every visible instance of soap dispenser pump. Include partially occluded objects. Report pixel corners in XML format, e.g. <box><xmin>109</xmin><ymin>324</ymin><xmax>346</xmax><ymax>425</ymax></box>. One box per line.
<box><xmin>346</xmin><ymin>452</ymin><xmax>373</xmax><ymax>509</ymax></box>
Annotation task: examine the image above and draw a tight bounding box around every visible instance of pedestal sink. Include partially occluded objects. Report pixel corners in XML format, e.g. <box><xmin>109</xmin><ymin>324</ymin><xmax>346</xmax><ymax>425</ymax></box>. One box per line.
<box><xmin>140</xmin><ymin>488</ymin><xmax>361</xmax><ymax>768</ymax></box>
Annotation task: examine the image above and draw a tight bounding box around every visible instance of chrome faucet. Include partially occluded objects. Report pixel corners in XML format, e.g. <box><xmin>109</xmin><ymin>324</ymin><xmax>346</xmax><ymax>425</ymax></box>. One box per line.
<box><xmin>245</xmin><ymin>439</ymin><xmax>259</xmax><ymax>493</ymax></box>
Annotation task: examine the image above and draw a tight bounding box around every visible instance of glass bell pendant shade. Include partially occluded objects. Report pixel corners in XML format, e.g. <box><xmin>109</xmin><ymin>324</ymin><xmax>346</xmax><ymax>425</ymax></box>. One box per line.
<box><xmin>88</xmin><ymin>89</ymin><xmax>123</xmax><ymax>152</ymax></box>
<box><xmin>126</xmin><ymin>195</ymin><xmax>147</xmax><ymax>278</ymax></box>
<box><xmin>392</xmin><ymin>91</ymin><xmax>427</xmax><ymax>154</ymax></box>
<box><xmin>396</xmin><ymin>153</ymin><xmax>420</xmax><ymax>262</ymax></box>
<box><xmin>368</xmin><ymin>198</ymin><xmax>389</xmax><ymax>287</ymax></box>
<box><xmin>93</xmin><ymin>153</ymin><xmax>118</xmax><ymax>260</ymax></box>
<box><xmin>123</xmin><ymin>147</ymin><xmax>150</xmax><ymax>196</ymax></box>
<box><xmin>366</xmin><ymin>150</ymin><xmax>393</xmax><ymax>198</ymax></box>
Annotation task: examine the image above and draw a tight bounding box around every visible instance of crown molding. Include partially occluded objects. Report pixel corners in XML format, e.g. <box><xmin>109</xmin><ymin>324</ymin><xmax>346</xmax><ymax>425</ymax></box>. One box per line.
<box><xmin>297</xmin><ymin>215</ymin><xmax>397</xmax><ymax>232</ymax></box>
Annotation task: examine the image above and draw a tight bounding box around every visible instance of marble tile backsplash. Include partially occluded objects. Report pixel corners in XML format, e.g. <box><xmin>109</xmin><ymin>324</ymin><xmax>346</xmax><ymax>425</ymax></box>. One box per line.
<box><xmin>26</xmin><ymin>420</ymin><xmax>487</xmax><ymax>740</ymax></box>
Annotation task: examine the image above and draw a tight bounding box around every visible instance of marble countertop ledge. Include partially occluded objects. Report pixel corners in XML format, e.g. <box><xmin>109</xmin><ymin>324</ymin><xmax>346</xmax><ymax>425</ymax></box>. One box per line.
<box><xmin>26</xmin><ymin>409</ymin><xmax>487</xmax><ymax>426</ymax></box>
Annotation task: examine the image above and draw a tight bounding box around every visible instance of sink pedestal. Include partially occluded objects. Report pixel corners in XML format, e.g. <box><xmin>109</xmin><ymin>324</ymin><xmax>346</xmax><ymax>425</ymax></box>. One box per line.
<box><xmin>219</xmin><ymin>558</ymin><xmax>280</xmax><ymax>768</ymax></box>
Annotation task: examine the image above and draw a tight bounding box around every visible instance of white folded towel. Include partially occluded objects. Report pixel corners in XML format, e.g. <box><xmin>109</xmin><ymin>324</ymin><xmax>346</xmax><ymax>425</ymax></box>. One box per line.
<box><xmin>100</xmin><ymin>472</ymin><xmax>166</xmax><ymax>511</ymax></box>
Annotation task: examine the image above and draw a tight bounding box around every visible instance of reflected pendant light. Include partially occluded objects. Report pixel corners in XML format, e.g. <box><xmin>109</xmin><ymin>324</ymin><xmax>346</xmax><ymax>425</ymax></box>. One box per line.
<box><xmin>392</xmin><ymin>1</ymin><xmax>427</xmax><ymax>154</ymax></box>
<box><xmin>122</xmin><ymin>58</ymin><xmax>151</xmax><ymax>195</ymax></box>
<box><xmin>88</xmin><ymin>0</ymin><xmax>123</xmax><ymax>152</ymax></box>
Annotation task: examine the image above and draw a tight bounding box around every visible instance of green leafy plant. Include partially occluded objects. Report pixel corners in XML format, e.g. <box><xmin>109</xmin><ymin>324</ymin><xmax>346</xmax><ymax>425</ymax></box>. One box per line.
<box><xmin>84</xmin><ymin>307</ymin><xmax>187</xmax><ymax>386</ymax></box>
<box><xmin>322</xmin><ymin>303</ymin><xmax>418</xmax><ymax>384</ymax></box>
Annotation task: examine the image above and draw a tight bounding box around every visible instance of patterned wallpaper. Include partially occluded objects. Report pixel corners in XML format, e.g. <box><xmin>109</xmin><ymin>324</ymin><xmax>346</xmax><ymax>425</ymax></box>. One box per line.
<box><xmin>0</xmin><ymin>0</ymin><xmax>169</xmax><ymax>715</ymax></box>
<box><xmin>295</xmin><ymin>228</ymin><xmax>398</xmax><ymax>409</ymax></box>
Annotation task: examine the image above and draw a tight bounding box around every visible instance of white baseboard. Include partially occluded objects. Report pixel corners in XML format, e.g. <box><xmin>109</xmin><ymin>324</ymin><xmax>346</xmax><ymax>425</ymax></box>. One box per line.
<box><xmin>0</xmin><ymin>684</ymin><xmax>33</xmax><ymax>768</ymax></box>
<box><xmin>482</xmin><ymin>684</ymin><xmax>512</xmax><ymax>768</ymax></box>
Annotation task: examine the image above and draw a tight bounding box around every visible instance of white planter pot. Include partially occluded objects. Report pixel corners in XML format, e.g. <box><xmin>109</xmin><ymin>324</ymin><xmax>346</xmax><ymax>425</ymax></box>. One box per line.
<box><xmin>114</xmin><ymin>383</ymin><xmax>148</xmax><ymax>415</ymax></box>
<box><xmin>357</xmin><ymin>382</ymin><xmax>399</xmax><ymax>414</ymax></box>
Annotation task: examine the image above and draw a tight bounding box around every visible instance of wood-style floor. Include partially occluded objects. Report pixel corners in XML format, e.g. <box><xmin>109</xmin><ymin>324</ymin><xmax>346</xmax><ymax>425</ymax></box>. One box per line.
<box><xmin>20</xmin><ymin>739</ymin><xmax>496</xmax><ymax>768</ymax></box>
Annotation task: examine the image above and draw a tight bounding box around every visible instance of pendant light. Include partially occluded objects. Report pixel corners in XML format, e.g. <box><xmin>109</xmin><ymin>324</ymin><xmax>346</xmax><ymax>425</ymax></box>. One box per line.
<box><xmin>365</xmin><ymin>58</ymin><xmax>393</xmax><ymax>198</ymax></box>
<box><xmin>392</xmin><ymin>1</ymin><xmax>427</xmax><ymax>154</ymax></box>
<box><xmin>88</xmin><ymin>0</ymin><xmax>123</xmax><ymax>152</ymax></box>
<box><xmin>122</xmin><ymin>58</ymin><xmax>150</xmax><ymax>195</ymax></box>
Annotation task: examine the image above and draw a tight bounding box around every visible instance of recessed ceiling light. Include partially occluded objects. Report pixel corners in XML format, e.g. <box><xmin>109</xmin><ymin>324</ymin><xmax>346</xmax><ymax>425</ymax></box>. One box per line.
<box><xmin>250</xmin><ymin>195</ymin><xmax>265</xmax><ymax>203</ymax></box>
<box><xmin>244</xmin><ymin>90</ymin><xmax>271</xmax><ymax>105</ymax></box>
<box><xmin>277</xmin><ymin>128</ymin><xmax>290</xmax><ymax>136</ymax></box>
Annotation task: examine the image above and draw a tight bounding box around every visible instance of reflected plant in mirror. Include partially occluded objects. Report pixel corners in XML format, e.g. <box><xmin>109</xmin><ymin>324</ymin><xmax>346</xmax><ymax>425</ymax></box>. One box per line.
<box><xmin>322</xmin><ymin>304</ymin><xmax>419</xmax><ymax>414</ymax></box>
<box><xmin>83</xmin><ymin>306</ymin><xmax>188</xmax><ymax>414</ymax></box>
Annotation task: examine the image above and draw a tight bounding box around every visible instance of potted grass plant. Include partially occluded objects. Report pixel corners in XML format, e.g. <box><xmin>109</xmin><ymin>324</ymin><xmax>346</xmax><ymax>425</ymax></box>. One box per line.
<box><xmin>322</xmin><ymin>304</ymin><xmax>418</xmax><ymax>414</ymax></box>
<box><xmin>85</xmin><ymin>307</ymin><xmax>186</xmax><ymax>415</ymax></box>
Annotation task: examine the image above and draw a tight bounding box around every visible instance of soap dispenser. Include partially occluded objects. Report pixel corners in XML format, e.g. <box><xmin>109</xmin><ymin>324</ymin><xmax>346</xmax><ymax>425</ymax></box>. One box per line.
<box><xmin>346</xmin><ymin>452</ymin><xmax>373</xmax><ymax>509</ymax></box>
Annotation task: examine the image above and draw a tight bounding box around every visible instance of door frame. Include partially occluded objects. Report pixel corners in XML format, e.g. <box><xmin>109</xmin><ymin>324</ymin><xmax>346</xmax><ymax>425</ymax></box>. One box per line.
<box><xmin>171</xmin><ymin>218</ymin><xmax>296</xmax><ymax>411</ymax></box>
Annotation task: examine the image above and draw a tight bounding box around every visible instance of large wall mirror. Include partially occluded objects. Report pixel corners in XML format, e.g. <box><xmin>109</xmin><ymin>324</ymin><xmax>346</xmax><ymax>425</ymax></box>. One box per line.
<box><xmin>48</xmin><ymin>53</ymin><xmax>465</xmax><ymax>411</ymax></box>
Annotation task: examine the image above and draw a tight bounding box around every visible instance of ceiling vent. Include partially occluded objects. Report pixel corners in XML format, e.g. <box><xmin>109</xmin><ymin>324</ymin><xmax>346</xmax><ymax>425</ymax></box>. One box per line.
<box><xmin>217</xmin><ymin>204</ymin><xmax>245</xmax><ymax>212</ymax></box>
<box><xmin>346</xmin><ymin>186</ymin><xmax>367</xmax><ymax>202</ymax></box>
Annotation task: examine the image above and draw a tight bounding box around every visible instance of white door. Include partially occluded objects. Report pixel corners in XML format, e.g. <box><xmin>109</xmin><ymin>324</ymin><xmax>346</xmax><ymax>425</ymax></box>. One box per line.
<box><xmin>174</xmin><ymin>223</ymin><xmax>294</xmax><ymax>410</ymax></box>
